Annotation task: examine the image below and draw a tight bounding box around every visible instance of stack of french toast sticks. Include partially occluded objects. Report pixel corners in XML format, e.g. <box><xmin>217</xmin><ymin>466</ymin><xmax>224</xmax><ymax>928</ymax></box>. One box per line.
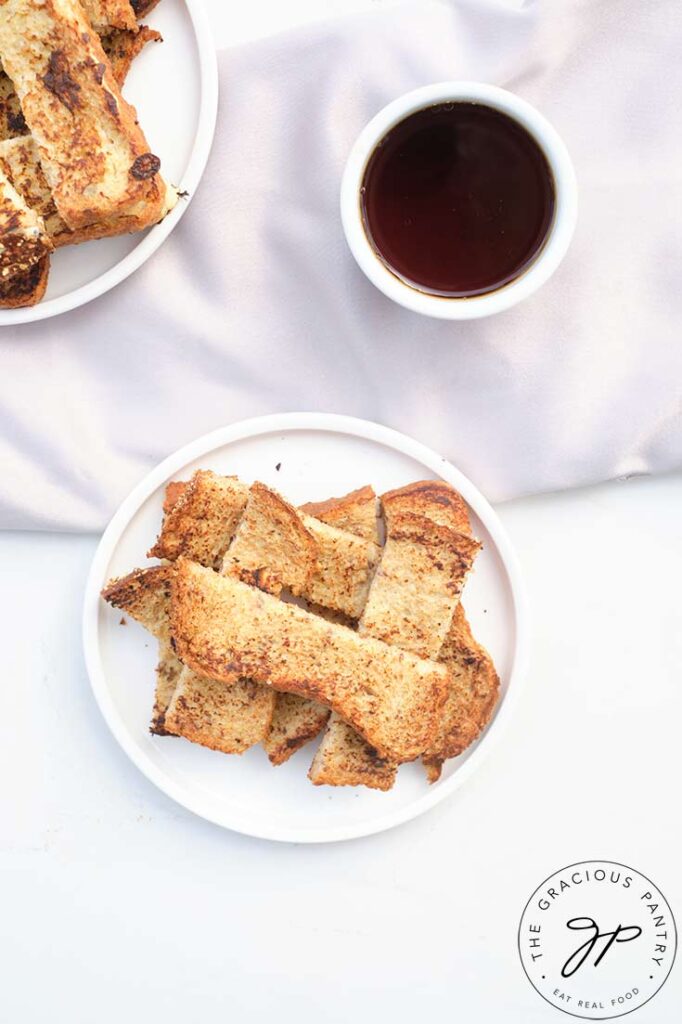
<box><xmin>103</xmin><ymin>472</ymin><xmax>500</xmax><ymax>790</ymax></box>
<box><xmin>0</xmin><ymin>0</ymin><xmax>174</xmax><ymax>308</ymax></box>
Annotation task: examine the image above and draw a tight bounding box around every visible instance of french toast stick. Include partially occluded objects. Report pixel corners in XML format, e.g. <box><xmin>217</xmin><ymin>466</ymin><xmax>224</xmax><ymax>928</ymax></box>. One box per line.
<box><xmin>171</xmin><ymin>559</ymin><xmax>450</xmax><ymax>764</ymax></box>
<box><xmin>0</xmin><ymin>22</ymin><xmax>160</xmax><ymax>142</ymax></box>
<box><xmin>0</xmin><ymin>0</ymin><xmax>170</xmax><ymax>230</ymax></box>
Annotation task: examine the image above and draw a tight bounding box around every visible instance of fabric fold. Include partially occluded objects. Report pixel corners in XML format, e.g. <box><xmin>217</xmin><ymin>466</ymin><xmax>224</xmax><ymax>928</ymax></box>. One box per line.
<box><xmin>0</xmin><ymin>0</ymin><xmax>680</xmax><ymax>531</ymax></box>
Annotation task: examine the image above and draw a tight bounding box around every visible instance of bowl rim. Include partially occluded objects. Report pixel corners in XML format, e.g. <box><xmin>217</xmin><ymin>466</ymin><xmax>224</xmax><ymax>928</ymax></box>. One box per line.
<box><xmin>340</xmin><ymin>81</ymin><xmax>578</xmax><ymax>320</ymax></box>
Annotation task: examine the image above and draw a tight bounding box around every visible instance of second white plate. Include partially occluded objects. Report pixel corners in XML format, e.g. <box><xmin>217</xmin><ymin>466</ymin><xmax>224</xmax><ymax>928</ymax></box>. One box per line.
<box><xmin>83</xmin><ymin>413</ymin><xmax>529</xmax><ymax>842</ymax></box>
<box><xmin>0</xmin><ymin>0</ymin><xmax>218</xmax><ymax>326</ymax></box>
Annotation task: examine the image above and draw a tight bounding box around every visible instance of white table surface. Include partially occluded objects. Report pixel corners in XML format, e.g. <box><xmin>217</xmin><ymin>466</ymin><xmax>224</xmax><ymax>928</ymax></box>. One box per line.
<box><xmin>1</xmin><ymin>3</ymin><xmax>680</xmax><ymax>1023</ymax></box>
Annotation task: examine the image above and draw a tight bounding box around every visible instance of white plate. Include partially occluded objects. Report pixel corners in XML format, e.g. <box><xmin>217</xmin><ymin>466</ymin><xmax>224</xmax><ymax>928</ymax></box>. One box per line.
<box><xmin>83</xmin><ymin>414</ymin><xmax>529</xmax><ymax>843</ymax></box>
<box><xmin>0</xmin><ymin>0</ymin><xmax>218</xmax><ymax>326</ymax></box>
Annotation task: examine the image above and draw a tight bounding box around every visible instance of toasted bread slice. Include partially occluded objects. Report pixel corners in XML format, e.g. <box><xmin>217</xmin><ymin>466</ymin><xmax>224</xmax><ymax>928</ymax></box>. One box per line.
<box><xmin>100</xmin><ymin>564</ymin><xmax>174</xmax><ymax>639</ymax></box>
<box><xmin>82</xmin><ymin>0</ymin><xmax>137</xmax><ymax>32</ymax></box>
<box><xmin>422</xmin><ymin>603</ymin><xmax>500</xmax><ymax>781</ymax></box>
<box><xmin>0</xmin><ymin>21</ymin><xmax>157</xmax><ymax>143</ymax></box>
<box><xmin>171</xmin><ymin>559</ymin><xmax>450</xmax><ymax>763</ymax></box>
<box><xmin>310</xmin><ymin>484</ymin><xmax>480</xmax><ymax>791</ymax></box>
<box><xmin>263</xmin><ymin>694</ymin><xmax>331</xmax><ymax>766</ymax></box>
<box><xmin>163</xmin><ymin>667</ymin><xmax>274</xmax><ymax>755</ymax></box>
<box><xmin>300</xmin><ymin>486</ymin><xmax>379</xmax><ymax>544</ymax></box>
<box><xmin>0</xmin><ymin>0</ymin><xmax>169</xmax><ymax>231</ymax></box>
<box><xmin>0</xmin><ymin>164</ymin><xmax>51</xmax><ymax>278</ymax></box>
<box><xmin>309</xmin><ymin>713</ymin><xmax>396</xmax><ymax>791</ymax></box>
<box><xmin>359</xmin><ymin>513</ymin><xmax>481</xmax><ymax>658</ymax></box>
<box><xmin>222</xmin><ymin>481</ymin><xmax>318</xmax><ymax>597</ymax></box>
<box><xmin>0</xmin><ymin>251</ymin><xmax>49</xmax><ymax>307</ymax></box>
<box><xmin>148</xmin><ymin>470</ymin><xmax>249</xmax><ymax>568</ymax></box>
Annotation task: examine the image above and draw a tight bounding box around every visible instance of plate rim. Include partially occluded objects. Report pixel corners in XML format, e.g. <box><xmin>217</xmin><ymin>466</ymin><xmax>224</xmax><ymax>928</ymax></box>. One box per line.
<box><xmin>82</xmin><ymin>412</ymin><xmax>530</xmax><ymax>843</ymax></box>
<box><xmin>0</xmin><ymin>0</ymin><xmax>219</xmax><ymax>327</ymax></box>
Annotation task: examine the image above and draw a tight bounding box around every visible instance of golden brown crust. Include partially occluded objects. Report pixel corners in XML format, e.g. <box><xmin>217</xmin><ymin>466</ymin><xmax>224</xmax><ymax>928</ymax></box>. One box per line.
<box><xmin>0</xmin><ymin>0</ymin><xmax>168</xmax><ymax>231</ymax></box>
<box><xmin>101</xmin><ymin>564</ymin><xmax>174</xmax><ymax>639</ymax></box>
<box><xmin>308</xmin><ymin>714</ymin><xmax>396</xmax><ymax>791</ymax></box>
<box><xmin>222</xmin><ymin>481</ymin><xmax>318</xmax><ymax>597</ymax></box>
<box><xmin>148</xmin><ymin>470</ymin><xmax>249</xmax><ymax>569</ymax></box>
<box><xmin>263</xmin><ymin>693</ymin><xmax>330</xmax><ymax>765</ymax></box>
<box><xmin>422</xmin><ymin>603</ymin><xmax>500</xmax><ymax>778</ymax></box>
<box><xmin>382</xmin><ymin>480</ymin><xmax>472</xmax><ymax>537</ymax></box>
<box><xmin>0</xmin><ymin>251</ymin><xmax>49</xmax><ymax>306</ymax></box>
<box><xmin>171</xmin><ymin>559</ymin><xmax>450</xmax><ymax>764</ymax></box>
<box><xmin>163</xmin><ymin>667</ymin><xmax>275</xmax><ymax>754</ymax></box>
<box><xmin>101</xmin><ymin>23</ymin><xmax>161</xmax><ymax>84</ymax></box>
<box><xmin>300</xmin><ymin>486</ymin><xmax>379</xmax><ymax>543</ymax></box>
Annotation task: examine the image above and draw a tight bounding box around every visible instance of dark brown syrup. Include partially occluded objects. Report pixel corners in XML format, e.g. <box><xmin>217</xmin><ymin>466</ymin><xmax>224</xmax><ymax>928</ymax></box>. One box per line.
<box><xmin>361</xmin><ymin>102</ymin><xmax>555</xmax><ymax>297</ymax></box>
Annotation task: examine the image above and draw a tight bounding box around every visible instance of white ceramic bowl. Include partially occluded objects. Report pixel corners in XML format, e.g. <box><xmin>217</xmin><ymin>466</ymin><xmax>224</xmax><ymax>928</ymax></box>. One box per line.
<box><xmin>340</xmin><ymin>81</ymin><xmax>578</xmax><ymax>320</ymax></box>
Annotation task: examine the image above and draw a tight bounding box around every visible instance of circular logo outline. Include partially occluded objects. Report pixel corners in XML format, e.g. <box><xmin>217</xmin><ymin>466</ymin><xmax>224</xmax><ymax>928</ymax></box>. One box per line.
<box><xmin>517</xmin><ymin>859</ymin><xmax>677</xmax><ymax>1021</ymax></box>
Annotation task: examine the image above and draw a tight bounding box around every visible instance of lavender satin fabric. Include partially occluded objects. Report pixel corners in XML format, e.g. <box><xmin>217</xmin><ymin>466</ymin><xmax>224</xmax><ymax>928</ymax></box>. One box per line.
<box><xmin>0</xmin><ymin>0</ymin><xmax>680</xmax><ymax>530</ymax></box>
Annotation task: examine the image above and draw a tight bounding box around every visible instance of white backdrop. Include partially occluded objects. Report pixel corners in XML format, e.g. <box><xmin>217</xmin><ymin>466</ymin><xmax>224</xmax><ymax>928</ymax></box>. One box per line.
<box><xmin>0</xmin><ymin>3</ymin><xmax>680</xmax><ymax>1023</ymax></box>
